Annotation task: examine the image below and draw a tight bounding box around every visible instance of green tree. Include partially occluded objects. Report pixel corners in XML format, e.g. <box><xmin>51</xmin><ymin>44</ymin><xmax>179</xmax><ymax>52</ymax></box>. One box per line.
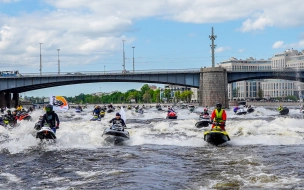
<box><xmin>175</xmin><ymin>90</ymin><xmax>181</xmax><ymax>103</ymax></box>
<box><xmin>143</xmin><ymin>91</ymin><xmax>152</xmax><ymax>103</ymax></box>
<box><xmin>257</xmin><ymin>88</ymin><xmax>264</xmax><ymax>99</ymax></box>
<box><xmin>164</xmin><ymin>89</ymin><xmax>171</xmax><ymax>102</ymax></box>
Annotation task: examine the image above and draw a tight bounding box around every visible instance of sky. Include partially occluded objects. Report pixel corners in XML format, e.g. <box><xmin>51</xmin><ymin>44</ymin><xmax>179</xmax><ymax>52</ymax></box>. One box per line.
<box><xmin>0</xmin><ymin>0</ymin><xmax>304</xmax><ymax>97</ymax></box>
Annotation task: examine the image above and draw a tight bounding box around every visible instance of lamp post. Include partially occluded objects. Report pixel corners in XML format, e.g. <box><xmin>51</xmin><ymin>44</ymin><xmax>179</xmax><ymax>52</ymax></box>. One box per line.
<box><xmin>39</xmin><ymin>43</ymin><xmax>43</xmax><ymax>75</ymax></box>
<box><xmin>104</xmin><ymin>65</ymin><xmax>105</xmax><ymax>74</ymax></box>
<box><xmin>57</xmin><ymin>49</ymin><xmax>60</xmax><ymax>75</ymax></box>
<box><xmin>132</xmin><ymin>46</ymin><xmax>135</xmax><ymax>73</ymax></box>
<box><xmin>122</xmin><ymin>40</ymin><xmax>126</xmax><ymax>71</ymax></box>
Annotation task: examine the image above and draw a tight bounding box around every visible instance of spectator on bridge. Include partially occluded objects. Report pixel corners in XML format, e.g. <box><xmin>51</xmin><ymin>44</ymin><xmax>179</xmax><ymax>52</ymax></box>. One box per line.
<box><xmin>210</xmin><ymin>103</ymin><xmax>227</xmax><ymax>131</ymax></box>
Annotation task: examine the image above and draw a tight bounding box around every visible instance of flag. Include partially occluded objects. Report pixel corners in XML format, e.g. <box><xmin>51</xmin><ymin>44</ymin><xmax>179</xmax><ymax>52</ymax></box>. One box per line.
<box><xmin>49</xmin><ymin>95</ymin><xmax>69</xmax><ymax>112</ymax></box>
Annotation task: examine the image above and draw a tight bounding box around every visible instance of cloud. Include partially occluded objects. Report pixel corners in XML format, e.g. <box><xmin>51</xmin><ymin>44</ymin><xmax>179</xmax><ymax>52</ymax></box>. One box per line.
<box><xmin>238</xmin><ymin>49</ymin><xmax>245</xmax><ymax>53</ymax></box>
<box><xmin>188</xmin><ymin>33</ymin><xmax>196</xmax><ymax>37</ymax></box>
<box><xmin>272</xmin><ymin>40</ymin><xmax>304</xmax><ymax>49</ymax></box>
<box><xmin>215</xmin><ymin>47</ymin><xmax>231</xmax><ymax>53</ymax></box>
<box><xmin>272</xmin><ymin>41</ymin><xmax>284</xmax><ymax>49</ymax></box>
<box><xmin>0</xmin><ymin>0</ymin><xmax>304</xmax><ymax>70</ymax></box>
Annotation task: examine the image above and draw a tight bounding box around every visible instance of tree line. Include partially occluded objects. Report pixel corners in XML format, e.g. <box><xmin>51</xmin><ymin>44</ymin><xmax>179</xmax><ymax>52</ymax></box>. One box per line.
<box><xmin>24</xmin><ymin>84</ymin><xmax>194</xmax><ymax>104</ymax></box>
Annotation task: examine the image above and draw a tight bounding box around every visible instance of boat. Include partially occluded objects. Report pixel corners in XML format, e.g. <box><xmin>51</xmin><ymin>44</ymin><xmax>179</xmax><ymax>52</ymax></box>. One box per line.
<box><xmin>36</xmin><ymin>125</ymin><xmax>56</xmax><ymax>140</ymax></box>
<box><xmin>90</xmin><ymin>115</ymin><xmax>101</xmax><ymax>121</ymax></box>
<box><xmin>167</xmin><ymin>111</ymin><xmax>177</xmax><ymax>119</ymax></box>
<box><xmin>195</xmin><ymin>115</ymin><xmax>210</xmax><ymax>128</ymax></box>
<box><xmin>204</xmin><ymin>124</ymin><xmax>230</xmax><ymax>146</ymax></box>
<box><xmin>279</xmin><ymin>107</ymin><xmax>289</xmax><ymax>115</ymax></box>
<box><xmin>102</xmin><ymin>124</ymin><xmax>130</xmax><ymax>145</ymax></box>
<box><xmin>235</xmin><ymin>108</ymin><xmax>247</xmax><ymax>115</ymax></box>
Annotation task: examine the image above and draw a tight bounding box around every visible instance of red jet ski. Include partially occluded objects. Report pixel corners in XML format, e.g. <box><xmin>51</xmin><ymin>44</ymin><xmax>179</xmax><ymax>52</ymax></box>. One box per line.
<box><xmin>167</xmin><ymin>111</ymin><xmax>177</xmax><ymax>119</ymax></box>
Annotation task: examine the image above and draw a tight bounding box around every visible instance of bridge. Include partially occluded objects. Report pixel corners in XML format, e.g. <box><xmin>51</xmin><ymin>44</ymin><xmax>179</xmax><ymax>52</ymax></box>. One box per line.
<box><xmin>1</xmin><ymin>68</ymin><xmax>303</xmax><ymax>108</ymax></box>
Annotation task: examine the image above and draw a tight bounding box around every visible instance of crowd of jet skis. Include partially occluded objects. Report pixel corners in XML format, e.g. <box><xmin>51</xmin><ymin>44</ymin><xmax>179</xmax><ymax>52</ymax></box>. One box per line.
<box><xmin>0</xmin><ymin>103</ymin><xmax>290</xmax><ymax>146</ymax></box>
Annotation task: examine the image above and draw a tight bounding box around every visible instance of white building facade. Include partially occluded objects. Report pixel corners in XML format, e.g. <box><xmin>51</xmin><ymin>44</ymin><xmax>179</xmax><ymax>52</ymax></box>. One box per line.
<box><xmin>220</xmin><ymin>49</ymin><xmax>304</xmax><ymax>100</ymax></box>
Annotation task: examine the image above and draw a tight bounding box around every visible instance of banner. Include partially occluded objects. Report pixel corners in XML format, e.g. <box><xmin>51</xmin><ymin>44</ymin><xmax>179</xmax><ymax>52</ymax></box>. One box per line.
<box><xmin>119</xmin><ymin>107</ymin><xmax>126</xmax><ymax>123</ymax></box>
<box><xmin>49</xmin><ymin>95</ymin><xmax>69</xmax><ymax>112</ymax></box>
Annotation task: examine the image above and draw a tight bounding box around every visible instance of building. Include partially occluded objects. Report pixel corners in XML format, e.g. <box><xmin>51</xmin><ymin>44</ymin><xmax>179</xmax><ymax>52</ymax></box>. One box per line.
<box><xmin>159</xmin><ymin>85</ymin><xmax>199</xmax><ymax>103</ymax></box>
<box><xmin>219</xmin><ymin>49</ymin><xmax>304</xmax><ymax>100</ymax></box>
<box><xmin>219</xmin><ymin>57</ymin><xmax>271</xmax><ymax>100</ymax></box>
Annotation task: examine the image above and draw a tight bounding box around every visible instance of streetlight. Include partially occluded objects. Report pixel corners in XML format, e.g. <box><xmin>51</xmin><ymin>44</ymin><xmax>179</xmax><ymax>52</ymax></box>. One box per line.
<box><xmin>132</xmin><ymin>46</ymin><xmax>135</xmax><ymax>73</ymax></box>
<box><xmin>104</xmin><ymin>65</ymin><xmax>105</xmax><ymax>74</ymax></box>
<box><xmin>57</xmin><ymin>49</ymin><xmax>60</xmax><ymax>75</ymax></box>
<box><xmin>39</xmin><ymin>43</ymin><xmax>43</xmax><ymax>75</ymax></box>
<box><xmin>122</xmin><ymin>40</ymin><xmax>126</xmax><ymax>71</ymax></box>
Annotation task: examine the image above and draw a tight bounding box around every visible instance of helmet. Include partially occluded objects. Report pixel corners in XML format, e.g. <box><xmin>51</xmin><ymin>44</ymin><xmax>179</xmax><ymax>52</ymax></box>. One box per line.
<box><xmin>7</xmin><ymin>110</ymin><xmax>11</xmax><ymax>114</ymax></box>
<box><xmin>216</xmin><ymin>103</ymin><xmax>222</xmax><ymax>108</ymax></box>
<box><xmin>45</xmin><ymin>104</ymin><xmax>53</xmax><ymax>113</ymax></box>
<box><xmin>204</xmin><ymin>108</ymin><xmax>208</xmax><ymax>111</ymax></box>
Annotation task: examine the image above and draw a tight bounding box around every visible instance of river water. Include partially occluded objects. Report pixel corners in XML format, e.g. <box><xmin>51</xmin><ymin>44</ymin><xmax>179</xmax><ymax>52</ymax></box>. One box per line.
<box><xmin>0</xmin><ymin>106</ymin><xmax>304</xmax><ymax>189</ymax></box>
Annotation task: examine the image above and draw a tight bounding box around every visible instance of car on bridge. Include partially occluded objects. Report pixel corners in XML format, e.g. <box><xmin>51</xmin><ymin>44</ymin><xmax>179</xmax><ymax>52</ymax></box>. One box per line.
<box><xmin>74</xmin><ymin>72</ymin><xmax>85</xmax><ymax>75</ymax></box>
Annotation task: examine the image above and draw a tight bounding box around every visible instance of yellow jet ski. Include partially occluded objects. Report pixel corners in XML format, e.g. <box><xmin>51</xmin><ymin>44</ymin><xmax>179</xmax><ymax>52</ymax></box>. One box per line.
<box><xmin>204</xmin><ymin>124</ymin><xmax>230</xmax><ymax>146</ymax></box>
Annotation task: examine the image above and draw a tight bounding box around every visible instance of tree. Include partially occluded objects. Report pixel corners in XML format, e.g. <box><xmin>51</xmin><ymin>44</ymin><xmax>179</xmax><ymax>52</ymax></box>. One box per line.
<box><xmin>233</xmin><ymin>87</ymin><xmax>240</xmax><ymax>99</ymax></box>
<box><xmin>175</xmin><ymin>90</ymin><xmax>181</xmax><ymax>103</ymax></box>
<box><xmin>143</xmin><ymin>91</ymin><xmax>152</xmax><ymax>103</ymax></box>
<box><xmin>164</xmin><ymin>89</ymin><xmax>171</xmax><ymax>102</ymax></box>
<box><xmin>257</xmin><ymin>88</ymin><xmax>264</xmax><ymax>99</ymax></box>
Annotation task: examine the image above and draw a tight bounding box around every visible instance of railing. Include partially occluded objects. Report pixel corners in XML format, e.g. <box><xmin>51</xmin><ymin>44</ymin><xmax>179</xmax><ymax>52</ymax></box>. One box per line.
<box><xmin>226</xmin><ymin>68</ymin><xmax>304</xmax><ymax>72</ymax></box>
<box><xmin>0</xmin><ymin>68</ymin><xmax>201</xmax><ymax>78</ymax></box>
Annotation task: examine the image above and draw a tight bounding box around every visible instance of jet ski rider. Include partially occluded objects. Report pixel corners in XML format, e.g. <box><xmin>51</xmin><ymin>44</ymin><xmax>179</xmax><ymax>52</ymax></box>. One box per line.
<box><xmin>109</xmin><ymin>113</ymin><xmax>126</xmax><ymax>128</ymax></box>
<box><xmin>210</xmin><ymin>103</ymin><xmax>227</xmax><ymax>131</ymax></box>
<box><xmin>93</xmin><ymin>106</ymin><xmax>101</xmax><ymax>118</ymax></box>
<box><xmin>200</xmin><ymin>107</ymin><xmax>209</xmax><ymax>116</ymax></box>
<box><xmin>40</xmin><ymin>104</ymin><xmax>60</xmax><ymax>133</ymax></box>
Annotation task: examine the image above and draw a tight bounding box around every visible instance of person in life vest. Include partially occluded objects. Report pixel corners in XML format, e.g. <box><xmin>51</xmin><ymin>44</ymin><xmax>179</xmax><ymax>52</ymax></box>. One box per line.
<box><xmin>278</xmin><ymin>105</ymin><xmax>283</xmax><ymax>111</ymax></box>
<box><xmin>210</xmin><ymin>103</ymin><xmax>227</xmax><ymax>131</ymax></box>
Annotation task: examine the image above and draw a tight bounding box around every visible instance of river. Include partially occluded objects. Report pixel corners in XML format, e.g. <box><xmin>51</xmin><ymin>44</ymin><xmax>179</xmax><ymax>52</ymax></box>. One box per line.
<box><xmin>0</xmin><ymin>106</ymin><xmax>304</xmax><ymax>189</ymax></box>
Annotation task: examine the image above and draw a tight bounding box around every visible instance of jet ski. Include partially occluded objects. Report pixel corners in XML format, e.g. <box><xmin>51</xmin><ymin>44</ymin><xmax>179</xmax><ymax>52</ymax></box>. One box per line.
<box><xmin>195</xmin><ymin>115</ymin><xmax>210</xmax><ymax>128</ymax></box>
<box><xmin>90</xmin><ymin>115</ymin><xmax>101</xmax><ymax>121</ymax></box>
<box><xmin>188</xmin><ymin>105</ymin><xmax>195</xmax><ymax>112</ymax></box>
<box><xmin>138</xmin><ymin>108</ymin><xmax>144</xmax><ymax>114</ymax></box>
<box><xmin>279</xmin><ymin>107</ymin><xmax>289</xmax><ymax>115</ymax></box>
<box><xmin>235</xmin><ymin>108</ymin><xmax>247</xmax><ymax>115</ymax></box>
<box><xmin>0</xmin><ymin>115</ymin><xmax>18</xmax><ymax>128</ymax></box>
<box><xmin>16</xmin><ymin>112</ymin><xmax>32</xmax><ymax>121</ymax></box>
<box><xmin>34</xmin><ymin>116</ymin><xmax>43</xmax><ymax>130</ymax></box>
<box><xmin>75</xmin><ymin>108</ymin><xmax>82</xmax><ymax>113</ymax></box>
<box><xmin>107</xmin><ymin>107</ymin><xmax>114</xmax><ymax>113</ymax></box>
<box><xmin>180</xmin><ymin>104</ymin><xmax>187</xmax><ymax>109</ymax></box>
<box><xmin>36</xmin><ymin>125</ymin><xmax>56</xmax><ymax>140</ymax></box>
<box><xmin>247</xmin><ymin>107</ymin><xmax>254</xmax><ymax>113</ymax></box>
<box><xmin>204</xmin><ymin>124</ymin><xmax>230</xmax><ymax>146</ymax></box>
<box><xmin>100</xmin><ymin>111</ymin><xmax>105</xmax><ymax>118</ymax></box>
<box><xmin>102</xmin><ymin>124</ymin><xmax>129</xmax><ymax>145</ymax></box>
<box><xmin>167</xmin><ymin>111</ymin><xmax>177</xmax><ymax>119</ymax></box>
<box><xmin>0</xmin><ymin>116</ymin><xmax>9</xmax><ymax>127</ymax></box>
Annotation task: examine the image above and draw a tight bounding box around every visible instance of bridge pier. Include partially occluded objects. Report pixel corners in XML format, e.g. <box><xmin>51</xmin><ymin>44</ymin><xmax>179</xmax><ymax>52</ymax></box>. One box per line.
<box><xmin>199</xmin><ymin>67</ymin><xmax>229</xmax><ymax>108</ymax></box>
<box><xmin>12</xmin><ymin>93</ymin><xmax>19</xmax><ymax>108</ymax></box>
<box><xmin>0</xmin><ymin>92</ymin><xmax>4</xmax><ymax>108</ymax></box>
<box><xmin>4</xmin><ymin>92</ymin><xmax>11</xmax><ymax>108</ymax></box>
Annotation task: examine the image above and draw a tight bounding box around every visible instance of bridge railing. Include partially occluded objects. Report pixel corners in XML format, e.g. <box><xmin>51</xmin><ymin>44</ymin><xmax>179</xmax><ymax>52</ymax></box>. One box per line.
<box><xmin>0</xmin><ymin>68</ymin><xmax>201</xmax><ymax>78</ymax></box>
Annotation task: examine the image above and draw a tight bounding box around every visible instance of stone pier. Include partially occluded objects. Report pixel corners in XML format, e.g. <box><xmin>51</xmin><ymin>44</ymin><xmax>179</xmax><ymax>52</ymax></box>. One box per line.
<box><xmin>4</xmin><ymin>92</ymin><xmax>11</xmax><ymax>108</ymax></box>
<box><xmin>12</xmin><ymin>93</ymin><xmax>19</xmax><ymax>108</ymax></box>
<box><xmin>199</xmin><ymin>67</ymin><xmax>229</xmax><ymax>108</ymax></box>
<box><xmin>0</xmin><ymin>92</ymin><xmax>4</xmax><ymax>108</ymax></box>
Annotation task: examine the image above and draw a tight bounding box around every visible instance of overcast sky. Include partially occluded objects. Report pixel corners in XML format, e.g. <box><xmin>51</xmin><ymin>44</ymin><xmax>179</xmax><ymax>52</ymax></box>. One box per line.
<box><xmin>1</xmin><ymin>0</ymin><xmax>304</xmax><ymax>97</ymax></box>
